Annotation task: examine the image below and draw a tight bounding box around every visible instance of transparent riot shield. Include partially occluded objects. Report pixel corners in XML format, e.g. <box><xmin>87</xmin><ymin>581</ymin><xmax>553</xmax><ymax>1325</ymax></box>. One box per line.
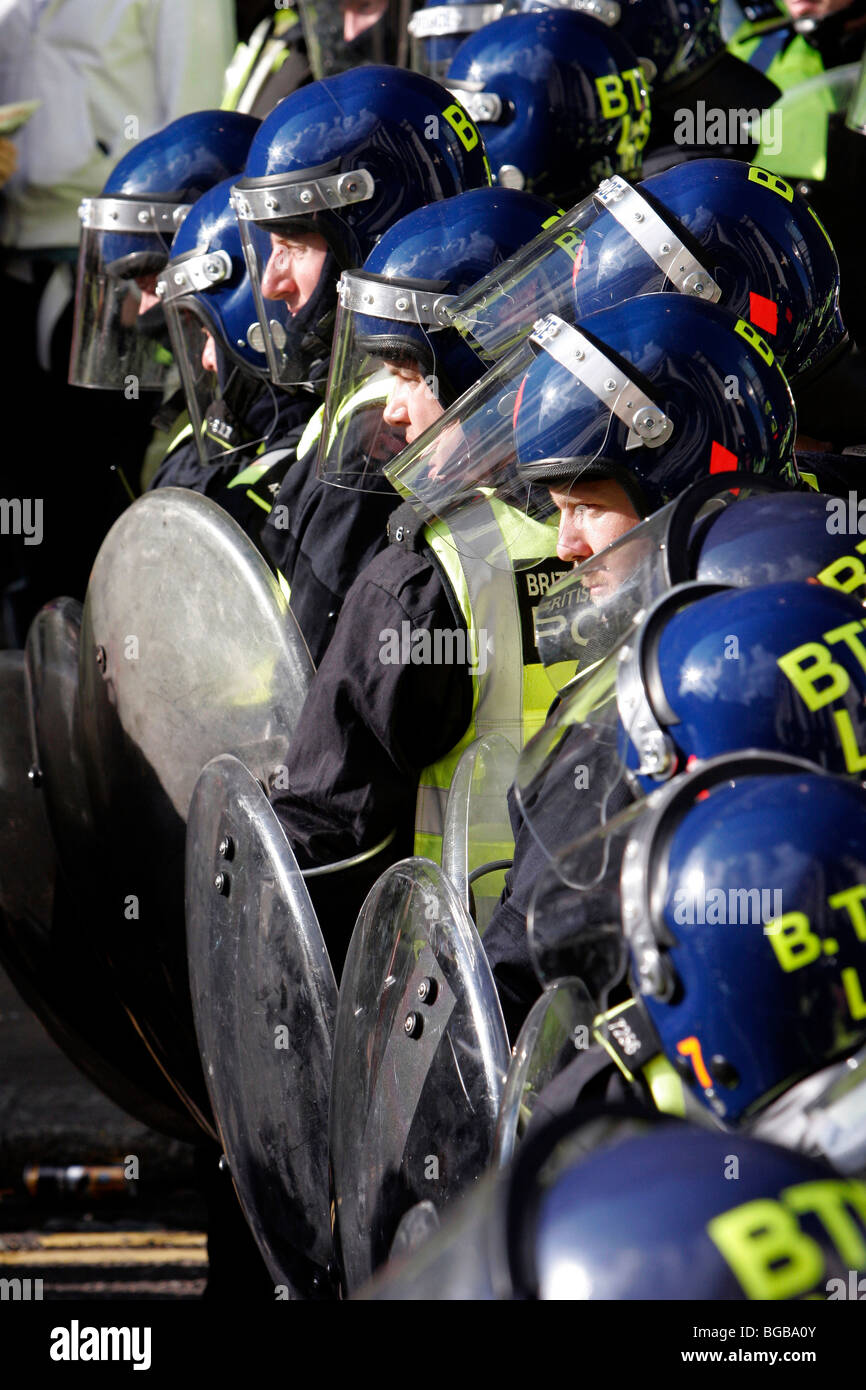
<box><xmin>78</xmin><ymin>488</ymin><xmax>316</xmax><ymax>1133</ymax></box>
<box><xmin>441</xmin><ymin>732</ymin><xmax>519</xmax><ymax>935</ymax></box>
<box><xmin>760</xmin><ymin>62</ymin><xmax>860</xmax><ymax>180</ymax></box>
<box><xmin>329</xmin><ymin>857</ymin><xmax>511</xmax><ymax>1294</ymax></box>
<box><xmin>0</xmin><ymin>651</ymin><xmax>198</xmax><ymax>1142</ymax></box>
<box><xmin>492</xmin><ymin>977</ymin><xmax>597</xmax><ymax>1166</ymax></box>
<box><xmin>186</xmin><ymin>755</ymin><xmax>337</xmax><ymax>1297</ymax></box>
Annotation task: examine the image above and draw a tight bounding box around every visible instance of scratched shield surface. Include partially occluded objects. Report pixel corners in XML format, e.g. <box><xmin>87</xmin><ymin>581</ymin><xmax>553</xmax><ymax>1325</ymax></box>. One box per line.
<box><xmin>78</xmin><ymin>488</ymin><xmax>315</xmax><ymax>1134</ymax></box>
<box><xmin>329</xmin><ymin>856</ymin><xmax>511</xmax><ymax>1294</ymax></box>
<box><xmin>187</xmin><ymin>754</ymin><xmax>337</xmax><ymax>1297</ymax></box>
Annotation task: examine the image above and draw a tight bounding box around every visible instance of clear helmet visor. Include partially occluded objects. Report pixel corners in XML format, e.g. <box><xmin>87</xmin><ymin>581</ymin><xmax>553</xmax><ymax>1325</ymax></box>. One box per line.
<box><xmin>68</xmin><ymin>200</ymin><xmax>186</xmax><ymax>390</ymax></box>
<box><xmin>847</xmin><ymin>51</ymin><xmax>866</xmax><ymax>135</ymax></box>
<box><xmin>299</xmin><ymin>0</ymin><xmax>413</xmax><ymax>79</ymax></box>
<box><xmin>384</xmin><ymin>309</ymin><xmax>675</xmax><ymax>572</ymax></box>
<box><xmin>316</xmin><ymin>270</ymin><xmax>457</xmax><ymax>492</ymax></box>
<box><xmin>512</xmin><ymin>633</ymin><xmax>634</xmax><ymax>871</ymax></box>
<box><xmin>528</xmin><ymin>791</ymin><xmax>647</xmax><ymax>994</ymax></box>
<box><xmin>750</xmin><ymin>1042</ymin><xmax>866</xmax><ymax>1177</ymax></box>
<box><xmin>408</xmin><ymin>4</ymin><xmax>503</xmax><ymax>80</ymax></box>
<box><xmin>535</xmin><ymin>475</ymin><xmax>784</xmax><ymax>691</ymax></box>
<box><xmin>236</xmin><ymin>216</ymin><xmax>306</xmax><ymax>387</ymax></box>
<box><xmin>163</xmin><ymin>296</ymin><xmax>277</xmax><ymax>469</ymax></box>
<box><xmin>233</xmin><ymin>174</ymin><xmax>366</xmax><ymax>387</ymax></box>
<box><xmin>445</xmin><ymin>175</ymin><xmax>721</xmax><ymax>364</ymax></box>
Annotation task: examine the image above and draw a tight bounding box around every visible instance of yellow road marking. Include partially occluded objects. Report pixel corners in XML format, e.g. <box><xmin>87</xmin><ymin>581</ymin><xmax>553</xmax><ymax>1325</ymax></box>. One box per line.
<box><xmin>0</xmin><ymin>1247</ymin><xmax>206</xmax><ymax>1267</ymax></box>
<box><xmin>17</xmin><ymin>1231</ymin><xmax>206</xmax><ymax>1250</ymax></box>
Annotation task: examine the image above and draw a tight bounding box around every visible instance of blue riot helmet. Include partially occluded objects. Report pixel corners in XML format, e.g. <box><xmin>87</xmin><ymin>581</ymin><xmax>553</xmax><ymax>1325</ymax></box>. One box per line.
<box><xmin>156</xmin><ymin>178</ymin><xmax>282</xmax><ymax>469</ymax></box>
<box><xmin>360</xmin><ymin>1106</ymin><xmax>866</xmax><ymax>1300</ymax></box>
<box><xmin>443</xmin><ymin>10</ymin><xmax>651</xmax><ymax>202</ymax></box>
<box><xmin>231</xmin><ymin>67</ymin><xmax>492</xmax><ymax>390</ymax></box>
<box><xmin>317</xmin><ymin>187</ymin><xmax>559</xmax><ymax>491</ymax></box>
<box><xmin>447</xmin><ymin>160</ymin><xmax>846</xmax><ymax>385</ymax></box>
<box><xmin>68</xmin><ymin>110</ymin><xmax>260</xmax><ymax>392</ymax></box>
<box><xmin>408</xmin><ymin>0</ymin><xmax>504</xmax><ymax>80</ymax></box>
<box><xmin>500</xmin><ymin>0</ymin><xmax>719</xmax><ymax>87</ymax></box>
<box><xmin>524</xmin><ymin>1120</ymin><xmax>866</xmax><ymax>1299</ymax></box>
<box><xmin>513</xmin><ymin>296</ymin><xmax>796</xmax><ymax>517</ymax></box>
<box><xmin>616</xmin><ymin>580</ymin><xmax>866</xmax><ymax>793</ymax></box>
<box><xmin>615</xmin><ymin>754</ymin><xmax>866</xmax><ymax>1155</ymax></box>
<box><xmin>386</xmin><ymin>295</ymin><xmax>796</xmax><ymax>574</ymax></box>
<box><xmin>535</xmin><ymin>479</ymin><xmax>866</xmax><ymax>679</ymax></box>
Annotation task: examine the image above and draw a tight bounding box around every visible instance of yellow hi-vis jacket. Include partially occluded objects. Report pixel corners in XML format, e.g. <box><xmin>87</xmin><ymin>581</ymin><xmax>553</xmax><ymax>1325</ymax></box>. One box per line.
<box><xmin>413</xmin><ymin>494</ymin><xmax>572</xmax><ymax>862</ymax></box>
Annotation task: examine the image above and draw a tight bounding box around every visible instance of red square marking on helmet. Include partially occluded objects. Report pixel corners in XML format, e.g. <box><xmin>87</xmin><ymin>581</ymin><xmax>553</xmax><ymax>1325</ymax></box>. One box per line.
<box><xmin>750</xmin><ymin>292</ymin><xmax>778</xmax><ymax>336</ymax></box>
<box><xmin>709</xmin><ymin>441</ymin><xmax>738</xmax><ymax>474</ymax></box>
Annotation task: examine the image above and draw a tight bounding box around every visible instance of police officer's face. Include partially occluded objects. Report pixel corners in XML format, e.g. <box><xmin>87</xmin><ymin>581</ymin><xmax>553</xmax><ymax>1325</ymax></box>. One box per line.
<box><xmin>342</xmin><ymin>0</ymin><xmax>388</xmax><ymax>42</ymax></box>
<box><xmin>382</xmin><ymin>363</ymin><xmax>443</xmax><ymax>444</ymax></box>
<box><xmin>549</xmin><ymin>479</ymin><xmax>639</xmax><ymax>570</ymax></box>
<box><xmin>261</xmin><ymin>231</ymin><xmax>329</xmax><ymax>313</ymax></box>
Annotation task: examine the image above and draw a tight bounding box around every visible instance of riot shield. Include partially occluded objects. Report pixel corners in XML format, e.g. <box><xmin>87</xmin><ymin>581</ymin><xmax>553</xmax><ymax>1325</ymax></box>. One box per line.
<box><xmin>186</xmin><ymin>754</ymin><xmax>337</xmax><ymax>1297</ymax></box>
<box><xmin>0</xmin><ymin>650</ymin><xmax>199</xmax><ymax>1142</ymax></box>
<box><xmin>329</xmin><ymin>856</ymin><xmax>511</xmax><ymax>1294</ymax></box>
<box><xmin>761</xmin><ymin>61</ymin><xmax>860</xmax><ymax>180</ymax></box>
<box><xmin>441</xmin><ymin>732</ymin><xmax>519</xmax><ymax>935</ymax></box>
<box><xmin>25</xmin><ymin>598</ymin><xmax>96</xmax><ymax>886</ymax></box>
<box><xmin>492</xmin><ymin>977</ymin><xmax>597</xmax><ymax>1167</ymax></box>
<box><xmin>79</xmin><ymin>488</ymin><xmax>315</xmax><ymax>1133</ymax></box>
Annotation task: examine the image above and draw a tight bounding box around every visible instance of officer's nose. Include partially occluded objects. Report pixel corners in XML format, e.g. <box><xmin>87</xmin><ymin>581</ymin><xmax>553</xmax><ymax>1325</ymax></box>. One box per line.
<box><xmin>383</xmin><ymin>382</ymin><xmax>410</xmax><ymax>429</ymax></box>
<box><xmin>201</xmin><ymin>333</ymin><xmax>219</xmax><ymax>373</ymax></box>
<box><xmin>556</xmin><ymin>509</ymin><xmax>593</xmax><ymax>565</ymax></box>
<box><xmin>136</xmin><ymin>276</ymin><xmax>161</xmax><ymax>316</ymax></box>
<box><xmin>261</xmin><ymin>242</ymin><xmax>296</xmax><ymax>301</ymax></box>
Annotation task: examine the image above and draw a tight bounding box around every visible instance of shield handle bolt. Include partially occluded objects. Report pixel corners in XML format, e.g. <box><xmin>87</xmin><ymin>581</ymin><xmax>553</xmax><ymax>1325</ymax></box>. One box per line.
<box><xmin>95</xmin><ymin>645</ymin><xmax>107</xmax><ymax>674</ymax></box>
<box><xmin>218</xmin><ymin>835</ymin><xmax>234</xmax><ymax>860</ymax></box>
<box><xmin>417</xmin><ymin>977</ymin><xmax>437</xmax><ymax>1005</ymax></box>
<box><xmin>27</xmin><ymin>764</ymin><xmax>42</xmax><ymax>788</ymax></box>
<box><xmin>214</xmin><ymin>872</ymin><xmax>230</xmax><ymax>896</ymax></box>
<box><xmin>404</xmin><ymin>1012</ymin><xmax>423</xmax><ymax>1039</ymax></box>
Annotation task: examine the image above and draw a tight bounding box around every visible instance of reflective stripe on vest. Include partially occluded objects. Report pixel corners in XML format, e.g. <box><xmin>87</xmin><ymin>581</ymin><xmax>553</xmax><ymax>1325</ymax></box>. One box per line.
<box><xmin>226</xmin><ymin>446</ymin><xmax>293</xmax><ymax>515</ymax></box>
<box><xmin>413</xmin><ymin>495</ymin><xmax>560</xmax><ymax>862</ymax></box>
<box><xmin>729</xmin><ymin>23</ymin><xmax>832</xmax><ymax>179</ymax></box>
<box><xmin>300</xmin><ymin>374</ymin><xmax>394</xmax><ymax>467</ymax></box>
<box><xmin>221</xmin><ymin>11</ymin><xmax>299</xmax><ymax>113</ymax></box>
